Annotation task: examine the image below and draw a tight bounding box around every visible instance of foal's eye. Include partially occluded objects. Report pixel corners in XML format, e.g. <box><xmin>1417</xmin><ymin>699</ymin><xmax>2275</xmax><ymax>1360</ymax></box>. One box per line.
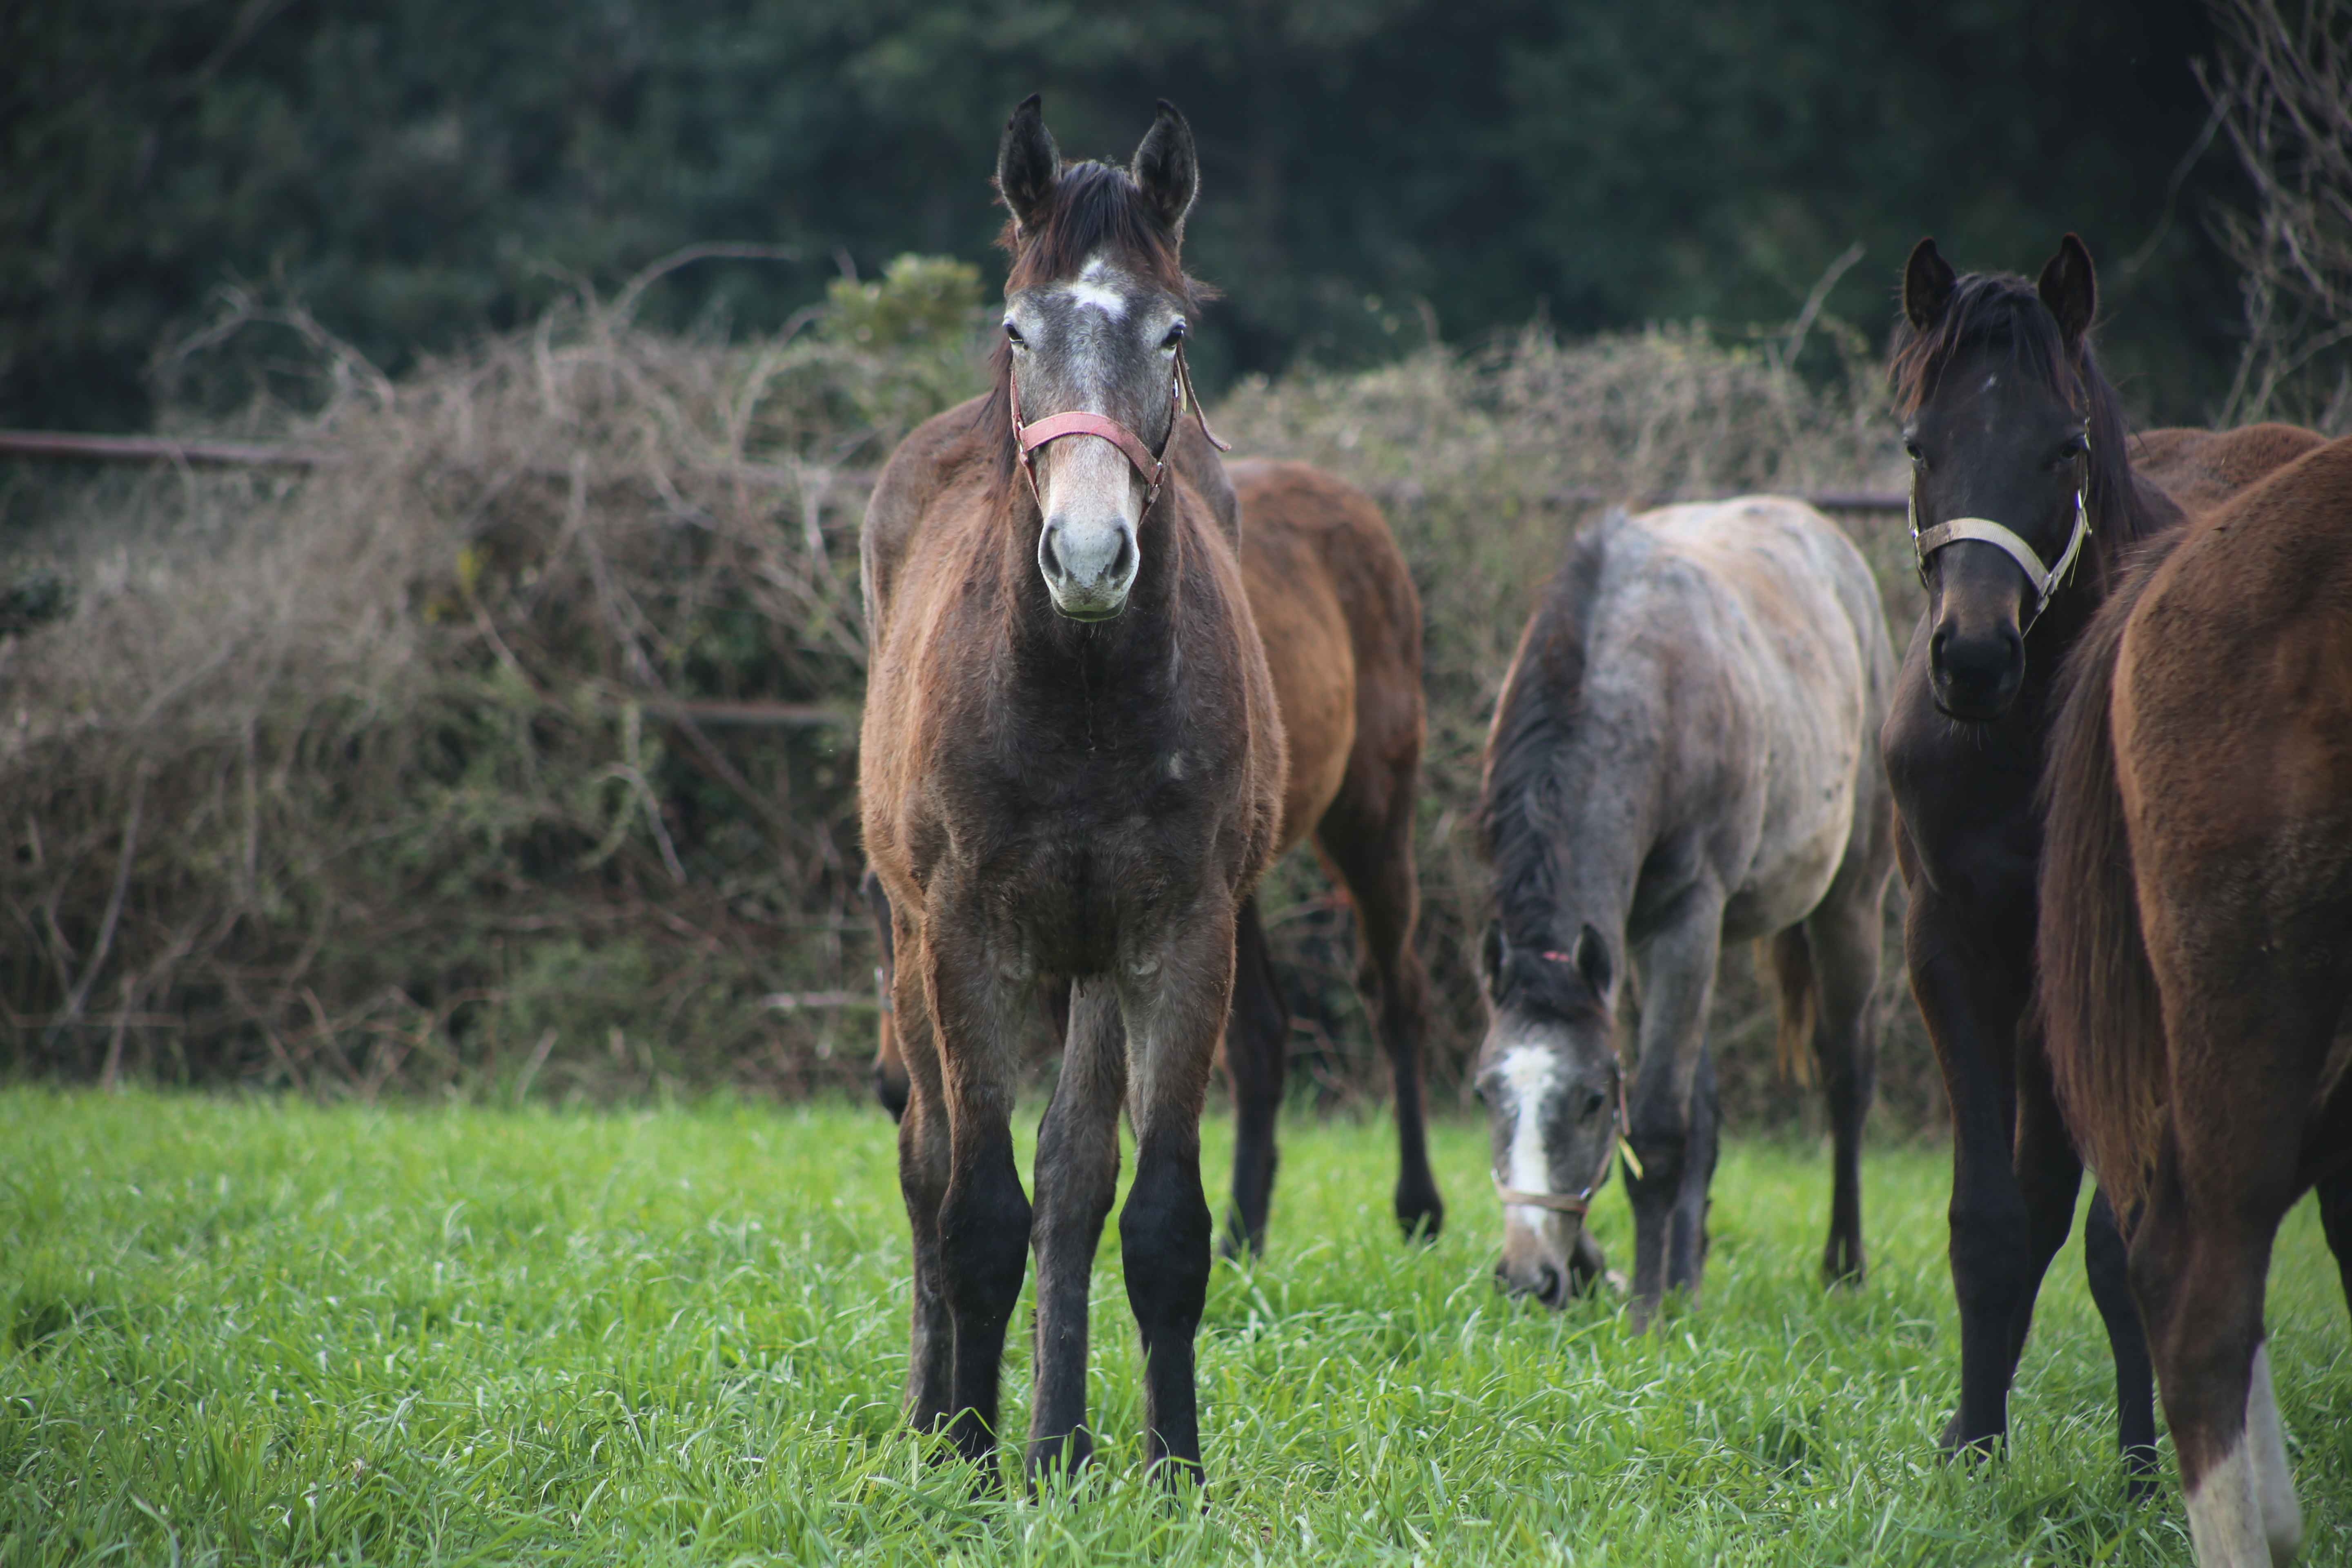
<box><xmin>1004</xmin><ymin>321</ymin><xmax>1026</xmax><ymax>347</ymax></box>
<box><xmin>1161</xmin><ymin>320</ymin><xmax>1187</xmax><ymax>349</ymax></box>
<box><xmin>1582</xmin><ymin>1089</ymin><xmax>1608</xmax><ymax>1118</ymax></box>
<box><xmin>1904</xmin><ymin>439</ymin><xmax>1925</xmax><ymax>463</ymax></box>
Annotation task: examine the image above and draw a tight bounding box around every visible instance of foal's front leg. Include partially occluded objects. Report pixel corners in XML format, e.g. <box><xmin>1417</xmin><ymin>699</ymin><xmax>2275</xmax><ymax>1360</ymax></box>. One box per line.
<box><xmin>1118</xmin><ymin>910</ymin><xmax>1234</xmax><ymax>1482</ymax></box>
<box><xmin>1027</xmin><ymin>978</ymin><xmax>1128</xmax><ymax>1483</ymax></box>
<box><xmin>1623</xmin><ymin>898</ymin><xmax>1723</xmax><ymax>1329</ymax></box>
<box><xmin>924</xmin><ymin>915</ymin><xmax>1036</xmax><ymax>1471</ymax></box>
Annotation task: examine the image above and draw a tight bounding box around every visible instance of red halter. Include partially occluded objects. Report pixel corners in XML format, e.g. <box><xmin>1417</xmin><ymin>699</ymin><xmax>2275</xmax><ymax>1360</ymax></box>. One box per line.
<box><xmin>1009</xmin><ymin>347</ymin><xmax>1229</xmax><ymax>510</ymax></box>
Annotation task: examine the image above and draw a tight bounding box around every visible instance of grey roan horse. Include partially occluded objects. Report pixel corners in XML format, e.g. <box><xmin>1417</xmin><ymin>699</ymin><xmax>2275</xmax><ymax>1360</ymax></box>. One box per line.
<box><xmin>1474</xmin><ymin>499</ymin><xmax>1895</xmax><ymax>1327</ymax></box>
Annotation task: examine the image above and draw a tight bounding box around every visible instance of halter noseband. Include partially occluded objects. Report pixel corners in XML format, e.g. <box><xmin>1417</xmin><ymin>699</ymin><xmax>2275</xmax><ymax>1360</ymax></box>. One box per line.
<box><xmin>1909</xmin><ymin>440</ymin><xmax>2091</xmax><ymax>631</ymax></box>
<box><xmin>1489</xmin><ymin>949</ymin><xmax>1644</xmax><ymax>1220</ymax></box>
<box><xmin>1010</xmin><ymin>346</ymin><xmax>1229</xmax><ymax>511</ymax></box>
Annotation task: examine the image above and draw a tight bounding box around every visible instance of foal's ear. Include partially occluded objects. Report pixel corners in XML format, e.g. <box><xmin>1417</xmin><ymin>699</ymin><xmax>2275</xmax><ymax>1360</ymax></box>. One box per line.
<box><xmin>1902</xmin><ymin>237</ymin><xmax>1956</xmax><ymax>334</ymax></box>
<box><xmin>2036</xmin><ymin>234</ymin><xmax>2097</xmax><ymax>347</ymax></box>
<box><xmin>1131</xmin><ymin>100</ymin><xmax>1199</xmax><ymax>241</ymax></box>
<box><xmin>1480</xmin><ymin>923</ymin><xmax>1508</xmax><ymax>996</ymax></box>
<box><xmin>1572</xmin><ymin>924</ymin><xmax>1613</xmax><ymax>1003</ymax></box>
<box><xmin>997</xmin><ymin>94</ymin><xmax>1061</xmax><ymax>236</ymax></box>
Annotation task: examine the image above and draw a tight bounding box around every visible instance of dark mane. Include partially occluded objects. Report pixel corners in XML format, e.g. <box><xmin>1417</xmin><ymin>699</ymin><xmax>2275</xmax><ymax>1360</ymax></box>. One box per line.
<box><xmin>1888</xmin><ymin>270</ymin><xmax>2168</xmax><ymax>591</ymax></box>
<box><xmin>1477</xmin><ymin>518</ymin><xmax>1613</xmax><ymax>1018</ymax></box>
<box><xmin>970</xmin><ymin>160</ymin><xmax>1212</xmax><ymax>488</ymax></box>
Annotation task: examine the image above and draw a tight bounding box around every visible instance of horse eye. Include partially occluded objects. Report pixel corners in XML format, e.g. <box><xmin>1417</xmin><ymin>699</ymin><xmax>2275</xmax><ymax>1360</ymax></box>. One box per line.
<box><xmin>1582</xmin><ymin>1089</ymin><xmax>1607</xmax><ymax>1118</ymax></box>
<box><xmin>1904</xmin><ymin>440</ymin><xmax>1924</xmax><ymax>463</ymax></box>
<box><xmin>1004</xmin><ymin>321</ymin><xmax>1026</xmax><ymax>347</ymax></box>
<box><xmin>1162</xmin><ymin>320</ymin><xmax>1187</xmax><ymax>349</ymax></box>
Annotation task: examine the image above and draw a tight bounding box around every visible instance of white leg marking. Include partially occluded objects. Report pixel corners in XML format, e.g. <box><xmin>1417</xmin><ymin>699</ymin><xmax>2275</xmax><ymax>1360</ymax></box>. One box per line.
<box><xmin>2248</xmin><ymin>1343</ymin><xmax>2302</xmax><ymax>1566</ymax></box>
<box><xmin>2187</xmin><ymin>1437</ymin><xmax>2272</xmax><ymax>1568</ymax></box>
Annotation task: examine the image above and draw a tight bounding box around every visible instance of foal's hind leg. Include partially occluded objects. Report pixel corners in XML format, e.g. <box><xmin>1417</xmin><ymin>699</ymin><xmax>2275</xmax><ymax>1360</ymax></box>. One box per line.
<box><xmin>1027</xmin><ymin>978</ymin><xmax>1128</xmax><ymax>1484</ymax></box>
<box><xmin>887</xmin><ymin>904</ymin><xmax>954</xmax><ymax>1431</ymax></box>
<box><xmin>1220</xmin><ymin>895</ymin><xmax>1289</xmax><ymax>1258</ymax></box>
<box><xmin>1316</xmin><ymin>767</ymin><xmax>1443</xmax><ymax>1241</ymax></box>
<box><xmin>2313</xmin><ymin>1162</ymin><xmax>2352</xmax><ymax>1319</ymax></box>
<box><xmin>1798</xmin><ymin>885</ymin><xmax>1884</xmax><ymax>1285</ymax></box>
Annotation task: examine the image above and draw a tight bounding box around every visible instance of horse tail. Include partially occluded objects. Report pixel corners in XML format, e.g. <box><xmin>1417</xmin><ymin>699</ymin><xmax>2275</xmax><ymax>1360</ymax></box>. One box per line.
<box><xmin>1762</xmin><ymin>927</ymin><xmax>1818</xmax><ymax>1086</ymax></box>
<box><xmin>2036</xmin><ymin>535</ymin><xmax>2184</xmax><ymax>1217</ymax></box>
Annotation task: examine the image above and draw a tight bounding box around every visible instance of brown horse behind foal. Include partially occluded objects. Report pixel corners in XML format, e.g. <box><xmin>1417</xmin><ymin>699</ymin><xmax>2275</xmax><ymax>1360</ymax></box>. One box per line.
<box><xmin>871</xmin><ymin>457</ymin><xmax>1443</xmax><ymax>1257</ymax></box>
<box><xmin>859</xmin><ymin>97</ymin><xmax>1283</xmax><ymax>1487</ymax></box>
<box><xmin>2040</xmin><ymin>430</ymin><xmax>2352</xmax><ymax>1567</ymax></box>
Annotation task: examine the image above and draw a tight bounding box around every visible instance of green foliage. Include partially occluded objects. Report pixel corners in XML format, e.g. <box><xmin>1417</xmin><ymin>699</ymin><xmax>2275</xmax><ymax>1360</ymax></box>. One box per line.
<box><xmin>4</xmin><ymin>1090</ymin><xmax>2349</xmax><ymax>1562</ymax></box>
<box><xmin>0</xmin><ymin>0</ymin><xmax>2250</xmax><ymax>433</ymax></box>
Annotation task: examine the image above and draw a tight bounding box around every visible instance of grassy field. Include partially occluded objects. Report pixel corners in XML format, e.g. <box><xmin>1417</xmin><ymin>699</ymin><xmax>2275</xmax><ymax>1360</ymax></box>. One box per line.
<box><xmin>2</xmin><ymin>1091</ymin><xmax>2345</xmax><ymax>1566</ymax></box>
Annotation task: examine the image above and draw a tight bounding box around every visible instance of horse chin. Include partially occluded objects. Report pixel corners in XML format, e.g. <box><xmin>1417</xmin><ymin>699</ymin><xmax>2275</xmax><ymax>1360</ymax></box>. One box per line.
<box><xmin>1045</xmin><ymin>588</ymin><xmax>1128</xmax><ymax>623</ymax></box>
<box><xmin>1929</xmin><ymin>679</ymin><xmax>2020</xmax><ymax>724</ymax></box>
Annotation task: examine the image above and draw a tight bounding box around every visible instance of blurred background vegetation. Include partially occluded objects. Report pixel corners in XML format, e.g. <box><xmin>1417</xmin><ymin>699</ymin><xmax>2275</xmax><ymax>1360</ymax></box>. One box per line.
<box><xmin>3</xmin><ymin>0</ymin><xmax>2255</xmax><ymax>433</ymax></box>
<box><xmin>3</xmin><ymin>0</ymin><xmax>2345</xmax><ymax>1125</ymax></box>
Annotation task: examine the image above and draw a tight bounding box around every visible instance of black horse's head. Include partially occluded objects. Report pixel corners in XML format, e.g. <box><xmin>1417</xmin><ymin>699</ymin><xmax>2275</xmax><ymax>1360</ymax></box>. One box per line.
<box><xmin>1891</xmin><ymin>235</ymin><xmax>2133</xmax><ymax>722</ymax></box>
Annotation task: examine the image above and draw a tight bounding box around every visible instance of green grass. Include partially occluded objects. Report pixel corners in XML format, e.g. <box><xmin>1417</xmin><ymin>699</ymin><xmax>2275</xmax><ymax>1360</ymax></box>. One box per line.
<box><xmin>1</xmin><ymin>1091</ymin><xmax>2345</xmax><ymax>1565</ymax></box>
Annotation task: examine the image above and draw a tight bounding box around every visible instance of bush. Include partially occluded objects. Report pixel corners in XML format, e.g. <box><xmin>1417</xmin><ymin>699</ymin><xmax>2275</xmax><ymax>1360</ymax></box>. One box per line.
<box><xmin>2</xmin><ymin>283</ymin><xmax>1935</xmax><ymax>1128</ymax></box>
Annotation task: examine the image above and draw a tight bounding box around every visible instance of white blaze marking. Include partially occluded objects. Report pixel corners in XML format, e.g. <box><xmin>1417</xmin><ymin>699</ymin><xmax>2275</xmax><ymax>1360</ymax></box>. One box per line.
<box><xmin>1497</xmin><ymin>1045</ymin><xmax>1559</xmax><ymax>1215</ymax></box>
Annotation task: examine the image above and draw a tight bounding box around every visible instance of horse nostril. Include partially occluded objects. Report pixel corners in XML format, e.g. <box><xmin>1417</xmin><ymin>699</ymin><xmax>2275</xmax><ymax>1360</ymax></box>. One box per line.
<box><xmin>1534</xmin><ymin>1262</ymin><xmax>1565</xmax><ymax>1305</ymax></box>
<box><xmin>1039</xmin><ymin>525</ymin><xmax>1065</xmax><ymax>580</ymax></box>
<box><xmin>1110</xmin><ymin>529</ymin><xmax>1134</xmax><ymax>582</ymax></box>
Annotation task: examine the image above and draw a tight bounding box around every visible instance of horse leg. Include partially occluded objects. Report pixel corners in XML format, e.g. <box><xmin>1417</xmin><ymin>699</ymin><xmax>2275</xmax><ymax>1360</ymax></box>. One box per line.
<box><xmin>1220</xmin><ymin>895</ymin><xmax>1287</xmax><ymax>1258</ymax></box>
<box><xmin>1118</xmin><ymin>913</ymin><xmax>1233</xmax><ymax>1483</ymax></box>
<box><xmin>2084</xmin><ymin>1187</ymin><xmax>2158</xmax><ymax>1488</ymax></box>
<box><xmin>865</xmin><ymin>869</ymin><xmax>911</xmax><ymax>1121</ymax></box>
<box><xmin>1622</xmin><ymin>897</ymin><xmax>1723</xmax><ymax>1329</ymax></box>
<box><xmin>1316</xmin><ymin>762</ymin><xmax>1443</xmax><ymax>1241</ymax></box>
<box><xmin>2014</xmin><ymin>1033</ymin><xmax>2155</xmax><ymax>1483</ymax></box>
<box><xmin>1026</xmin><ymin>977</ymin><xmax>1128</xmax><ymax>1485</ymax></box>
<box><xmin>1665</xmin><ymin>1044</ymin><xmax>1720</xmax><ymax>1294</ymax></box>
<box><xmin>923</xmin><ymin>910</ymin><xmax>1036</xmax><ymax>1475</ymax></box>
<box><xmin>1799</xmin><ymin>872</ymin><xmax>1884</xmax><ymax>1286</ymax></box>
<box><xmin>1904</xmin><ymin>882</ymin><xmax>2029</xmax><ymax>1457</ymax></box>
<box><xmin>2132</xmin><ymin>1137</ymin><xmax>2300</xmax><ymax>1568</ymax></box>
<box><xmin>888</xmin><ymin>904</ymin><xmax>954</xmax><ymax>1432</ymax></box>
<box><xmin>2313</xmin><ymin>1160</ymin><xmax>2352</xmax><ymax>1319</ymax></box>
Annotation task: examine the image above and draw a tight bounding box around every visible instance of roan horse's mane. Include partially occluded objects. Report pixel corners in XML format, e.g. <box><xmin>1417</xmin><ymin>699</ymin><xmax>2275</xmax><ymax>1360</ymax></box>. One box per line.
<box><xmin>971</xmin><ymin>159</ymin><xmax>1214</xmax><ymax>489</ymax></box>
<box><xmin>1888</xmin><ymin>270</ymin><xmax>2169</xmax><ymax>595</ymax></box>
<box><xmin>1476</xmin><ymin>519</ymin><xmax>1614</xmax><ymax>1019</ymax></box>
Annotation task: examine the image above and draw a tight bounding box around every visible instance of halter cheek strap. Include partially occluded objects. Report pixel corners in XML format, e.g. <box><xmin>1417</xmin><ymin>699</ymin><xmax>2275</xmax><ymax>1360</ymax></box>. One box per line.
<box><xmin>1010</xmin><ymin>346</ymin><xmax>1231</xmax><ymax>510</ymax></box>
<box><xmin>1909</xmin><ymin>446</ymin><xmax>2091</xmax><ymax>631</ymax></box>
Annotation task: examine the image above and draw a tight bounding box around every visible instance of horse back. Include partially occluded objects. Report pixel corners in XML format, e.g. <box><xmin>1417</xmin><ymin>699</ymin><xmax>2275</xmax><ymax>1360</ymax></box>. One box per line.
<box><xmin>1230</xmin><ymin>459</ymin><xmax>1423</xmax><ymax>855</ymax></box>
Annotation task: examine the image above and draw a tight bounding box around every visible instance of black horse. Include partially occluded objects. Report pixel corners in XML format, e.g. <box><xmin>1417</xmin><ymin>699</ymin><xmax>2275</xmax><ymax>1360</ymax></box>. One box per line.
<box><xmin>1878</xmin><ymin>236</ymin><xmax>2177</xmax><ymax>1474</ymax></box>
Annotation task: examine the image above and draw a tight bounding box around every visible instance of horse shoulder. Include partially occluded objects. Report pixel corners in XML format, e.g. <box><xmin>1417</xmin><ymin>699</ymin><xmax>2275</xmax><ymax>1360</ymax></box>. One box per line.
<box><xmin>862</xmin><ymin>395</ymin><xmax>992</xmax><ymax>657</ymax></box>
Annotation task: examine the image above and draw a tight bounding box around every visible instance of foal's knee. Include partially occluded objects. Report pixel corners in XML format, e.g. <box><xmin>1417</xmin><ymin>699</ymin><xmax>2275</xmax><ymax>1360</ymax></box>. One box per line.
<box><xmin>1121</xmin><ymin>1155</ymin><xmax>1213</xmax><ymax>1329</ymax></box>
<box><xmin>939</xmin><ymin>1161</ymin><xmax>1033</xmax><ymax>1317</ymax></box>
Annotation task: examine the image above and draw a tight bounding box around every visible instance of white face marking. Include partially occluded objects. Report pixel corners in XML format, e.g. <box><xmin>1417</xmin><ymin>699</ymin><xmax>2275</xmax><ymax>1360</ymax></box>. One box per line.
<box><xmin>1063</xmin><ymin>257</ymin><xmax>1128</xmax><ymax>319</ymax></box>
<box><xmin>1497</xmin><ymin>1044</ymin><xmax>1559</xmax><ymax>1205</ymax></box>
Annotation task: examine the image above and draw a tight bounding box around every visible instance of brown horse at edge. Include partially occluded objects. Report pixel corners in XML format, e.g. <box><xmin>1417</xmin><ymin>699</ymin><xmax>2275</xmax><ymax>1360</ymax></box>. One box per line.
<box><xmin>2040</xmin><ymin>425</ymin><xmax>2352</xmax><ymax>1567</ymax></box>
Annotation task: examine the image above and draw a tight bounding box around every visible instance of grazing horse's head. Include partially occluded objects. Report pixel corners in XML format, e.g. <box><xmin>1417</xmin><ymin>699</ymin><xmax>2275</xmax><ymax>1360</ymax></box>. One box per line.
<box><xmin>1474</xmin><ymin>921</ymin><xmax>1623</xmax><ymax>1307</ymax></box>
<box><xmin>1892</xmin><ymin>234</ymin><xmax>2121</xmax><ymax>722</ymax></box>
<box><xmin>990</xmin><ymin>96</ymin><xmax>1209</xmax><ymax>622</ymax></box>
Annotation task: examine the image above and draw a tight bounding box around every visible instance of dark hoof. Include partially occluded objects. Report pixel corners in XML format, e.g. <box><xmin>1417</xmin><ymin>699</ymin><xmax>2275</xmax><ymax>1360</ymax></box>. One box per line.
<box><xmin>1394</xmin><ymin>1183</ymin><xmax>1445</xmax><ymax>1243</ymax></box>
<box><xmin>1937</xmin><ymin>1412</ymin><xmax>2001</xmax><ymax>1463</ymax></box>
<box><xmin>1025</xmin><ymin>1428</ymin><xmax>1096</xmax><ymax>1494</ymax></box>
<box><xmin>1217</xmin><ymin>1216</ymin><xmax>1266</xmax><ymax>1263</ymax></box>
<box><xmin>2123</xmin><ymin>1443</ymin><xmax>2159</xmax><ymax>1503</ymax></box>
<box><xmin>1820</xmin><ymin>1239</ymin><xmax>1866</xmax><ymax>1290</ymax></box>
